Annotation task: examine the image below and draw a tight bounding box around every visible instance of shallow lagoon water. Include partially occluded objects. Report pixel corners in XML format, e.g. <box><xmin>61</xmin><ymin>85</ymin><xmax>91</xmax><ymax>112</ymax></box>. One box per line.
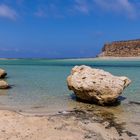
<box><xmin>0</xmin><ymin>59</ymin><xmax>140</xmax><ymax>116</ymax></box>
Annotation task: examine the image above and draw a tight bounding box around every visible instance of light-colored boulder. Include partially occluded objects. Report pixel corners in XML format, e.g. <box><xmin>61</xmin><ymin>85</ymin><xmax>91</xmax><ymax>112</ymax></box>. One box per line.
<box><xmin>0</xmin><ymin>80</ymin><xmax>10</xmax><ymax>89</ymax></box>
<box><xmin>0</xmin><ymin>69</ymin><xmax>7</xmax><ymax>78</ymax></box>
<box><xmin>67</xmin><ymin>65</ymin><xmax>131</xmax><ymax>105</ymax></box>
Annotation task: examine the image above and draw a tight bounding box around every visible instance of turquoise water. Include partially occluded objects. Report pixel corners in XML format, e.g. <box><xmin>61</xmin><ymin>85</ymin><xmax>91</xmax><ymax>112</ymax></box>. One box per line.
<box><xmin>0</xmin><ymin>59</ymin><xmax>140</xmax><ymax>114</ymax></box>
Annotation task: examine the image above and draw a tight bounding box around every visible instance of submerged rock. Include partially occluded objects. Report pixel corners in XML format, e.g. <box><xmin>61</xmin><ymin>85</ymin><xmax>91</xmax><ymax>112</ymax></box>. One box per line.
<box><xmin>0</xmin><ymin>69</ymin><xmax>7</xmax><ymax>78</ymax></box>
<box><xmin>0</xmin><ymin>80</ymin><xmax>10</xmax><ymax>89</ymax></box>
<box><xmin>67</xmin><ymin>65</ymin><xmax>131</xmax><ymax>105</ymax></box>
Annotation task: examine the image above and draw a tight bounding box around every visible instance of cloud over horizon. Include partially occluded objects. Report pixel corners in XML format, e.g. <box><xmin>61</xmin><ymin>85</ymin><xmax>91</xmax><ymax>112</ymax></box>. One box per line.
<box><xmin>0</xmin><ymin>4</ymin><xmax>18</xmax><ymax>20</ymax></box>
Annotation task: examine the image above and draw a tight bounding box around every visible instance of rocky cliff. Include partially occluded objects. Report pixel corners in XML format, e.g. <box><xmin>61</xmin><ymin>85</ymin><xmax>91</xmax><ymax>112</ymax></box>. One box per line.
<box><xmin>98</xmin><ymin>39</ymin><xmax>140</xmax><ymax>57</ymax></box>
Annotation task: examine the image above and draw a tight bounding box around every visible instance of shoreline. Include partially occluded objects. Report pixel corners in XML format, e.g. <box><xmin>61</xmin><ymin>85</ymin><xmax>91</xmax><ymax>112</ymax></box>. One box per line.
<box><xmin>0</xmin><ymin>107</ymin><xmax>139</xmax><ymax>140</ymax></box>
<box><xmin>0</xmin><ymin>58</ymin><xmax>140</xmax><ymax>139</ymax></box>
<box><xmin>72</xmin><ymin>57</ymin><xmax>140</xmax><ymax>61</ymax></box>
<box><xmin>1</xmin><ymin>56</ymin><xmax>140</xmax><ymax>61</ymax></box>
<box><xmin>95</xmin><ymin>56</ymin><xmax>140</xmax><ymax>60</ymax></box>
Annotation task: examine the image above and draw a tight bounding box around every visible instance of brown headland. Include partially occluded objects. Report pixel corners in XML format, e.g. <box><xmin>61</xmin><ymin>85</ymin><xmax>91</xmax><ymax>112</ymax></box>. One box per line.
<box><xmin>98</xmin><ymin>39</ymin><xmax>140</xmax><ymax>57</ymax></box>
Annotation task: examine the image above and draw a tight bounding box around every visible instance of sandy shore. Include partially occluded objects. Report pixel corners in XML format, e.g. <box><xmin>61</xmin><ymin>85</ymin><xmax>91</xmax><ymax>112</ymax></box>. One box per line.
<box><xmin>95</xmin><ymin>57</ymin><xmax>140</xmax><ymax>60</ymax></box>
<box><xmin>48</xmin><ymin>57</ymin><xmax>140</xmax><ymax>62</ymax></box>
<box><xmin>1</xmin><ymin>57</ymin><xmax>140</xmax><ymax>61</ymax></box>
<box><xmin>73</xmin><ymin>57</ymin><xmax>140</xmax><ymax>61</ymax></box>
<box><xmin>0</xmin><ymin>108</ymin><xmax>139</xmax><ymax>140</ymax></box>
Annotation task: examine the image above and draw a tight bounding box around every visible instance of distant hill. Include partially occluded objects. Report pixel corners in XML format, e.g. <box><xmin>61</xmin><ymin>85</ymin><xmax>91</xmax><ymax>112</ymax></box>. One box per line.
<box><xmin>98</xmin><ymin>39</ymin><xmax>140</xmax><ymax>57</ymax></box>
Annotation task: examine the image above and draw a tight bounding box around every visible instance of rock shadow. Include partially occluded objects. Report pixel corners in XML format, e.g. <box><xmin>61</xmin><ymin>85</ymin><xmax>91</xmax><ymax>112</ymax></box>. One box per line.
<box><xmin>70</xmin><ymin>94</ymin><xmax>126</xmax><ymax>107</ymax></box>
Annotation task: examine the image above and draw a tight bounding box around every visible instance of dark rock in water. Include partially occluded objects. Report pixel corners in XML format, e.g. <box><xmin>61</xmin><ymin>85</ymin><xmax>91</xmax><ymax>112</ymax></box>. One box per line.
<box><xmin>0</xmin><ymin>69</ymin><xmax>7</xmax><ymax>78</ymax></box>
<box><xmin>0</xmin><ymin>80</ymin><xmax>11</xmax><ymax>89</ymax></box>
<box><xmin>67</xmin><ymin>65</ymin><xmax>131</xmax><ymax>105</ymax></box>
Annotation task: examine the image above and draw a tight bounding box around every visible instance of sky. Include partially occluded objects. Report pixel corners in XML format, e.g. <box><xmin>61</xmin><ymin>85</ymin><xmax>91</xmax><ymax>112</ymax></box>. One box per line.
<box><xmin>0</xmin><ymin>0</ymin><xmax>140</xmax><ymax>58</ymax></box>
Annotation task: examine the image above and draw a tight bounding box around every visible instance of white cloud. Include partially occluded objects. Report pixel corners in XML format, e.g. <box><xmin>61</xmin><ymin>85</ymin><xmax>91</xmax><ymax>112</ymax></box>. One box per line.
<box><xmin>34</xmin><ymin>4</ymin><xmax>64</xmax><ymax>19</ymax></box>
<box><xmin>94</xmin><ymin>0</ymin><xmax>137</xmax><ymax>18</ymax></box>
<box><xmin>0</xmin><ymin>4</ymin><xmax>18</xmax><ymax>20</ymax></box>
<box><xmin>74</xmin><ymin>0</ymin><xmax>89</xmax><ymax>14</ymax></box>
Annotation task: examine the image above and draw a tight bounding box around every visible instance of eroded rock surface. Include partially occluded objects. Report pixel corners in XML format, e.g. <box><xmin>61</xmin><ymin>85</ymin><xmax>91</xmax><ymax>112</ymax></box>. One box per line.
<box><xmin>67</xmin><ymin>65</ymin><xmax>131</xmax><ymax>105</ymax></box>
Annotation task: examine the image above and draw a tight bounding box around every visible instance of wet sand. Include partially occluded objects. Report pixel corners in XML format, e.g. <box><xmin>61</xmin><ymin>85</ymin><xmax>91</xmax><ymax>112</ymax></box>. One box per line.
<box><xmin>0</xmin><ymin>107</ymin><xmax>139</xmax><ymax>140</ymax></box>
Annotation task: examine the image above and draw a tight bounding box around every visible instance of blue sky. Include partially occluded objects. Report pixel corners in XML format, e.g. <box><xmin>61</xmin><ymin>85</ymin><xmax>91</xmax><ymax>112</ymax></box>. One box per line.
<box><xmin>0</xmin><ymin>0</ymin><xmax>140</xmax><ymax>58</ymax></box>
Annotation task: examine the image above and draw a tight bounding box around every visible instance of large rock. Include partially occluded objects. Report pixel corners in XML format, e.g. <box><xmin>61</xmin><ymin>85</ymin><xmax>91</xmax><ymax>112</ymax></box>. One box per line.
<box><xmin>0</xmin><ymin>80</ymin><xmax>10</xmax><ymax>89</ymax></box>
<box><xmin>0</xmin><ymin>69</ymin><xmax>7</xmax><ymax>78</ymax></box>
<box><xmin>67</xmin><ymin>65</ymin><xmax>131</xmax><ymax>105</ymax></box>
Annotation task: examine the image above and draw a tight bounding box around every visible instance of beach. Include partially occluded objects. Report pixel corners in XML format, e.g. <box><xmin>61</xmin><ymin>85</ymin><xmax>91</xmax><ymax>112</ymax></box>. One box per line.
<box><xmin>57</xmin><ymin>57</ymin><xmax>140</xmax><ymax>61</ymax></box>
<box><xmin>0</xmin><ymin>107</ymin><xmax>139</xmax><ymax>140</ymax></box>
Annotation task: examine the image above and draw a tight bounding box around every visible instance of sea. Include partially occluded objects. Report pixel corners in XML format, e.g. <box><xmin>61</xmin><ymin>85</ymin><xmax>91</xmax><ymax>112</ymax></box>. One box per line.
<box><xmin>0</xmin><ymin>58</ymin><xmax>140</xmax><ymax>131</ymax></box>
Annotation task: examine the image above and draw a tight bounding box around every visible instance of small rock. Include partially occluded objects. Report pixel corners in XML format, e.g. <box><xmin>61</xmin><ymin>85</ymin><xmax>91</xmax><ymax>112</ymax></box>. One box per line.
<box><xmin>0</xmin><ymin>69</ymin><xmax>7</xmax><ymax>78</ymax></box>
<box><xmin>0</xmin><ymin>80</ymin><xmax>10</xmax><ymax>89</ymax></box>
